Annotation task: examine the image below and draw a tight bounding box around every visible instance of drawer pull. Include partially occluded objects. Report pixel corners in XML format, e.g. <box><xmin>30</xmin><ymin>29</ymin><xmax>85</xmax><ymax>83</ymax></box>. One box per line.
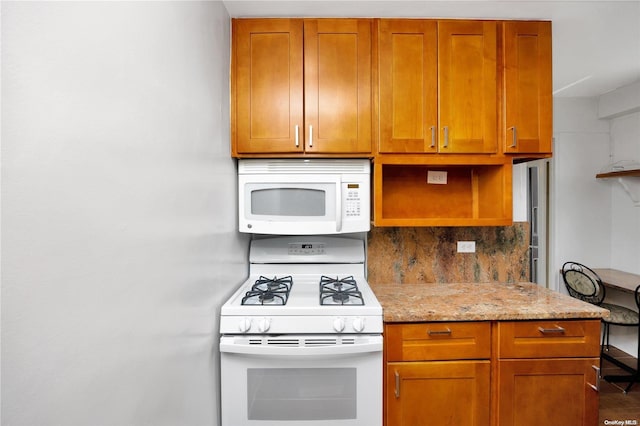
<box><xmin>427</xmin><ymin>328</ymin><xmax>452</xmax><ymax>336</ymax></box>
<box><xmin>395</xmin><ymin>370</ymin><xmax>400</xmax><ymax>398</ymax></box>
<box><xmin>587</xmin><ymin>365</ymin><xmax>601</xmax><ymax>392</ymax></box>
<box><xmin>588</xmin><ymin>365</ymin><xmax>601</xmax><ymax>392</ymax></box>
<box><xmin>537</xmin><ymin>326</ymin><xmax>566</xmax><ymax>335</ymax></box>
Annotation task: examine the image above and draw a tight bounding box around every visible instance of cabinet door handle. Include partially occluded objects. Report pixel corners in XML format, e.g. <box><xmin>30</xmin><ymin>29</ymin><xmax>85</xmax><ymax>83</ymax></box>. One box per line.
<box><xmin>537</xmin><ymin>326</ymin><xmax>566</xmax><ymax>334</ymax></box>
<box><xmin>508</xmin><ymin>126</ymin><xmax>517</xmax><ymax>148</ymax></box>
<box><xmin>430</xmin><ymin>126</ymin><xmax>436</xmax><ymax>148</ymax></box>
<box><xmin>588</xmin><ymin>365</ymin><xmax>601</xmax><ymax>392</ymax></box>
<box><xmin>443</xmin><ymin>126</ymin><xmax>449</xmax><ymax>148</ymax></box>
<box><xmin>309</xmin><ymin>125</ymin><xmax>313</xmax><ymax>148</ymax></box>
<box><xmin>295</xmin><ymin>125</ymin><xmax>299</xmax><ymax>147</ymax></box>
<box><xmin>427</xmin><ymin>328</ymin><xmax>452</xmax><ymax>336</ymax></box>
<box><xmin>394</xmin><ymin>370</ymin><xmax>400</xmax><ymax>398</ymax></box>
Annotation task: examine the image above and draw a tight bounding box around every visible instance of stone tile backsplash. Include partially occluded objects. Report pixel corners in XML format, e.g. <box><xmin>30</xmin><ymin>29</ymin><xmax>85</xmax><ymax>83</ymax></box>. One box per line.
<box><xmin>367</xmin><ymin>223</ymin><xmax>530</xmax><ymax>284</ymax></box>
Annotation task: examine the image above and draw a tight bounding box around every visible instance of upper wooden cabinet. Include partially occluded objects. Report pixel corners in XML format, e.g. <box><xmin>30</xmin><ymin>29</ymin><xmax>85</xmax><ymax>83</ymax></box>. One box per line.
<box><xmin>231</xmin><ymin>18</ymin><xmax>373</xmax><ymax>157</ymax></box>
<box><xmin>378</xmin><ymin>20</ymin><xmax>498</xmax><ymax>154</ymax></box>
<box><xmin>502</xmin><ymin>21</ymin><xmax>553</xmax><ymax>156</ymax></box>
<box><xmin>378</xmin><ymin>20</ymin><xmax>438</xmax><ymax>153</ymax></box>
<box><xmin>233</xmin><ymin>19</ymin><xmax>303</xmax><ymax>155</ymax></box>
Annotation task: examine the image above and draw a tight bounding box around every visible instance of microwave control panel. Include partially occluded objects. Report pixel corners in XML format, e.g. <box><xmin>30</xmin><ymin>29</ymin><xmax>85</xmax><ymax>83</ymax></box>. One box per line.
<box><xmin>344</xmin><ymin>183</ymin><xmax>363</xmax><ymax>218</ymax></box>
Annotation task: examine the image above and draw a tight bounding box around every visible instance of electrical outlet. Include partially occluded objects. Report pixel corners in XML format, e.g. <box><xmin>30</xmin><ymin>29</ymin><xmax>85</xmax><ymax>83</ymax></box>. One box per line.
<box><xmin>427</xmin><ymin>170</ymin><xmax>448</xmax><ymax>185</ymax></box>
<box><xmin>457</xmin><ymin>241</ymin><xmax>476</xmax><ymax>253</ymax></box>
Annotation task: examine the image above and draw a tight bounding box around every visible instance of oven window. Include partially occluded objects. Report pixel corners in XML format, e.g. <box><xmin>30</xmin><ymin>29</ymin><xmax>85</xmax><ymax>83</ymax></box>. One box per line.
<box><xmin>250</xmin><ymin>188</ymin><xmax>326</xmax><ymax>216</ymax></box>
<box><xmin>247</xmin><ymin>368</ymin><xmax>356</xmax><ymax>420</ymax></box>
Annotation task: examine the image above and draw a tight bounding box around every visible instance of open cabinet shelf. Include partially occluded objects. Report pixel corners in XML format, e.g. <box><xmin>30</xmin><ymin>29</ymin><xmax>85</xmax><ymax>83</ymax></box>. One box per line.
<box><xmin>373</xmin><ymin>157</ymin><xmax>513</xmax><ymax>227</ymax></box>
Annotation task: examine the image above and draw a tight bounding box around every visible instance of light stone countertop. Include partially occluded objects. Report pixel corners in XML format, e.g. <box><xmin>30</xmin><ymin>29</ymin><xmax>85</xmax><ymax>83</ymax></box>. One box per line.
<box><xmin>371</xmin><ymin>282</ymin><xmax>610</xmax><ymax>322</ymax></box>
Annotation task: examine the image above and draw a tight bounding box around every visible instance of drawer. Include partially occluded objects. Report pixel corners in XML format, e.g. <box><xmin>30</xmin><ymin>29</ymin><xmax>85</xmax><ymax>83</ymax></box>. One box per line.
<box><xmin>385</xmin><ymin>322</ymin><xmax>491</xmax><ymax>361</ymax></box>
<box><xmin>497</xmin><ymin>320</ymin><xmax>601</xmax><ymax>359</ymax></box>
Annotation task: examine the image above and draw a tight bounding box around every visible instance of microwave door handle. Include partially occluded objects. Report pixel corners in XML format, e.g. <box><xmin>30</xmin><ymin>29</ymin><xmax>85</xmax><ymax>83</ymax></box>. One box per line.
<box><xmin>336</xmin><ymin>178</ymin><xmax>342</xmax><ymax>233</ymax></box>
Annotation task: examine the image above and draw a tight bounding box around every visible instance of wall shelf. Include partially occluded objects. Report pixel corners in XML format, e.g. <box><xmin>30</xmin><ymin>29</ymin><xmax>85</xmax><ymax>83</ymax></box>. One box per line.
<box><xmin>596</xmin><ymin>169</ymin><xmax>640</xmax><ymax>207</ymax></box>
<box><xmin>595</xmin><ymin>169</ymin><xmax>640</xmax><ymax>179</ymax></box>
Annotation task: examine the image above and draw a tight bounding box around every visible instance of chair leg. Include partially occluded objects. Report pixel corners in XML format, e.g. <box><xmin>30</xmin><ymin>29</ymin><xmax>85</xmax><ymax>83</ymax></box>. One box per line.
<box><xmin>626</xmin><ymin>324</ymin><xmax>640</xmax><ymax>393</ymax></box>
<box><xmin>603</xmin><ymin>323</ymin><xmax>640</xmax><ymax>394</ymax></box>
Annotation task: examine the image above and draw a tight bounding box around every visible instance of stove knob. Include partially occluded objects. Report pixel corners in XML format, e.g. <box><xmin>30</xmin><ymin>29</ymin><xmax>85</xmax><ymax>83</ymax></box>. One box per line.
<box><xmin>257</xmin><ymin>317</ymin><xmax>271</xmax><ymax>333</ymax></box>
<box><xmin>238</xmin><ymin>318</ymin><xmax>252</xmax><ymax>333</ymax></box>
<box><xmin>352</xmin><ymin>317</ymin><xmax>366</xmax><ymax>333</ymax></box>
<box><xmin>333</xmin><ymin>317</ymin><xmax>346</xmax><ymax>333</ymax></box>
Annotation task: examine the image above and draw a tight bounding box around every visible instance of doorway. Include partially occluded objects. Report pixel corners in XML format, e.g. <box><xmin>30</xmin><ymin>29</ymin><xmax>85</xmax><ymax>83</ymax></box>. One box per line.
<box><xmin>527</xmin><ymin>159</ymin><xmax>550</xmax><ymax>287</ymax></box>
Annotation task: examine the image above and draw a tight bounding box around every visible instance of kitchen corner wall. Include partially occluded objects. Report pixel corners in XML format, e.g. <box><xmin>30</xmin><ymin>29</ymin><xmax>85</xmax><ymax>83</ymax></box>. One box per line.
<box><xmin>2</xmin><ymin>3</ymin><xmax>244</xmax><ymax>426</ymax></box>
<box><xmin>367</xmin><ymin>223</ymin><xmax>530</xmax><ymax>284</ymax></box>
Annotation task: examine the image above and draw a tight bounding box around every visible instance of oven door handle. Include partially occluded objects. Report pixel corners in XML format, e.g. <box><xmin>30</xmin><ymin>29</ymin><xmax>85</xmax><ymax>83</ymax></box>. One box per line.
<box><xmin>220</xmin><ymin>340</ymin><xmax>382</xmax><ymax>356</ymax></box>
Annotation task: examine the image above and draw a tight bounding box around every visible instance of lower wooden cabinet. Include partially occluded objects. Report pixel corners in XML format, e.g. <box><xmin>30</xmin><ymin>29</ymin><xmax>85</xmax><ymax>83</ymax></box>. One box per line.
<box><xmin>384</xmin><ymin>320</ymin><xmax>601</xmax><ymax>426</ymax></box>
<box><xmin>495</xmin><ymin>320</ymin><xmax>601</xmax><ymax>426</ymax></box>
<box><xmin>384</xmin><ymin>322</ymin><xmax>491</xmax><ymax>426</ymax></box>
<box><xmin>387</xmin><ymin>361</ymin><xmax>490</xmax><ymax>425</ymax></box>
<box><xmin>496</xmin><ymin>358</ymin><xmax>600</xmax><ymax>426</ymax></box>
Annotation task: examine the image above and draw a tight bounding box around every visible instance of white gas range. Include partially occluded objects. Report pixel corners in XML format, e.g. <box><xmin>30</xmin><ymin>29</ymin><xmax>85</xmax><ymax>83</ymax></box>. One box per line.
<box><xmin>220</xmin><ymin>236</ymin><xmax>382</xmax><ymax>335</ymax></box>
<box><xmin>220</xmin><ymin>235</ymin><xmax>383</xmax><ymax>426</ymax></box>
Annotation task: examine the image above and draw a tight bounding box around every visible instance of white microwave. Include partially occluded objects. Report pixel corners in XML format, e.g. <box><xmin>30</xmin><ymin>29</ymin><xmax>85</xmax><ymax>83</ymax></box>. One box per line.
<box><xmin>238</xmin><ymin>159</ymin><xmax>371</xmax><ymax>235</ymax></box>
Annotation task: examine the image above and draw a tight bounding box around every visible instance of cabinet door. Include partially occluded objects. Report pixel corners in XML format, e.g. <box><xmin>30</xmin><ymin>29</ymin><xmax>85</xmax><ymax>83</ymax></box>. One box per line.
<box><xmin>304</xmin><ymin>19</ymin><xmax>372</xmax><ymax>154</ymax></box>
<box><xmin>503</xmin><ymin>21</ymin><xmax>552</xmax><ymax>154</ymax></box>
<box><xmin>497</xmin><ymin>358</ymin><xmax>600</xmax><ymax>426</ymax></box>
<box><xmin>387</xmin><ymin>361</ymin><xmax>490</xmax><ymax>426</ymax></box>
<box><xmin>438</xmin><ymin>21</ymin><xmax>498</xmax><ymax>153</ymax></box>
<box><xmin>233</xmin><ymin>19</ymin><xmax>304</xmax><ymax>154</ymax></box>
<box><xmin>378</xmin><ymin>19</ymin><xmax>438</xmax><ymax>154</ymax></box>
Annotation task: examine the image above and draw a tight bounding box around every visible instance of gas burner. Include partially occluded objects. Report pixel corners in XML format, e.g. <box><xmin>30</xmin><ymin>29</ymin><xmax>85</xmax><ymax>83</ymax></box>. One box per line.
<box><xmin>252</xmin><ymin>275</ymin><xmax>293</xmax><ymax>293</ymax></box>
<box><xmin>241</xmin><ymin>276</ymin><xmax>293</xmax><ymax>305</ymax></box>
<box><xmin>319</xmin><ymin>275</ymin><xmax>364</xmax><ymax>306</ymax></box>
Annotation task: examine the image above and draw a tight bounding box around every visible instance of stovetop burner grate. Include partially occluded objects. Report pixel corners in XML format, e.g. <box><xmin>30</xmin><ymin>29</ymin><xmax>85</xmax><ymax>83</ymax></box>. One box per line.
<box><xmin>319</xmin><ymin>275</ymin><xmax>364</xmax><ymax>306</ymax></box>
<box><xmin>241</xmin><ymin>275</ymin><xmax>293</xmax><ymax>305</ymax></box>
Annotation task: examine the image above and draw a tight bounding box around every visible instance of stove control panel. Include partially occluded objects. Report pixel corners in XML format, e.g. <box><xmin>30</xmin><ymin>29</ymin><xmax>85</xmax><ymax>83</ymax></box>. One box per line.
<box><xmin>287</xmin><ymin>243</ymin><xmax>326</xmax><ymax>256</ymax></box>
<box><xmin>222</xmin><ymin>315</ymin><xmax>383</xmax><ymax>334</ymax></box>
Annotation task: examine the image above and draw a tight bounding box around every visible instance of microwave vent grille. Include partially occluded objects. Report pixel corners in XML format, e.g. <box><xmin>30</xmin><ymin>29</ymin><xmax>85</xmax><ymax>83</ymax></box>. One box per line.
<box><xmin>239</xmin><ymin>159</ymin><xmax>370</xmax><ymax>174</ymax></box>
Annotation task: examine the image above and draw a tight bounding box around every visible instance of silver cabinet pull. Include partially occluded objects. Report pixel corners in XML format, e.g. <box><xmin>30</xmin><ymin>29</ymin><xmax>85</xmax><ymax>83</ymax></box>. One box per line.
<box><xmin>295</xmin><ymin>125</ymin><xmax>299</xmax><ymax>147</ymax></box>
<box><xmin>427</xmin><ymin>328</ymin><xmax>452</xmax><ymax>336</ymax></box>
<box><xmin>309</xmin><ymin>125</ymin><xmax>313</xmax><ymax>147</ymax></box>
<box><xmin>443</xmin><ymin>126</ymin><xmax>449</xmax><ymax>148</ymax></box>
<box><xmin>588</xmin><ymin>365</ymin><xmax>601</xmax><ymax>392</ymax></box>
<box><xmin>508</xmin><ymin>126</ymin><xmax>517</xmax><ymax>148</ymax></box>
<box><xmin>394</xmin><ymin>370</ymin><xmax>400</xmax><ymax>398</ymax></box>
<box><xmin>537</xmin><ymin>326</ymin><xmax>566</xmax><ymax>334</ymax></box>
<box><xmin>430</xmin><ymin>125</ymin><xmax>436</xmax><ymax>148</ymax></box>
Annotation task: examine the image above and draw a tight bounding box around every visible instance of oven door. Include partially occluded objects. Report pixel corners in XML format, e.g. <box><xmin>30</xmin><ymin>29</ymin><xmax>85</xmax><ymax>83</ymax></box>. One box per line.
<box><xmin>220</xmin><ymin>335</ymin><xmax>382</xmax><ymax>426</ymax></box>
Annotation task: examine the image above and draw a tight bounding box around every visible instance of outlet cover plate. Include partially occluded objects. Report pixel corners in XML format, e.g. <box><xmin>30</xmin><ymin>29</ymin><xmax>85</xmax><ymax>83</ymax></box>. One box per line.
<box><xmin>457</xmin><ymin>241</ymin><xmax>476</xmax><ymax>253</ymax></box>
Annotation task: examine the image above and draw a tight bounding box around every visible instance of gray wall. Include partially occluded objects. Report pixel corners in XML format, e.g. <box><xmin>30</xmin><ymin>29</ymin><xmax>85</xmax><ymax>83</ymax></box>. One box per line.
<box><xmin>2</xmin><ymin>2</ymin><xmax>248</xmax><ymax>425</ymax></box>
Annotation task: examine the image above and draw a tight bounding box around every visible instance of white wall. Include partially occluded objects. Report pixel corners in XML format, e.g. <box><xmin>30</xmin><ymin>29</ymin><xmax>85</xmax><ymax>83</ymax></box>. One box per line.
<box><xmin>551</xmin><ymin>98</ymin><xmax>611</xmax><ymax>292</ymax></box>
<box><xmin>608</xmin><ymin>110</ymin><xmax>640</xmax><ymax>273</ymax></box>
<box><xmin>1</xmin><ymin>2</ymin><xmax>247</xmax><ymax>426</ymax></box>
<box><xmin>552</xmin><ymin>87</ymin><xmax>640</xmax><ymax>356</ymax></box>
<box><xmin>597</xmin><ymin>85</ymin><xmax>640</xmax><ymax>356</ymax></box>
